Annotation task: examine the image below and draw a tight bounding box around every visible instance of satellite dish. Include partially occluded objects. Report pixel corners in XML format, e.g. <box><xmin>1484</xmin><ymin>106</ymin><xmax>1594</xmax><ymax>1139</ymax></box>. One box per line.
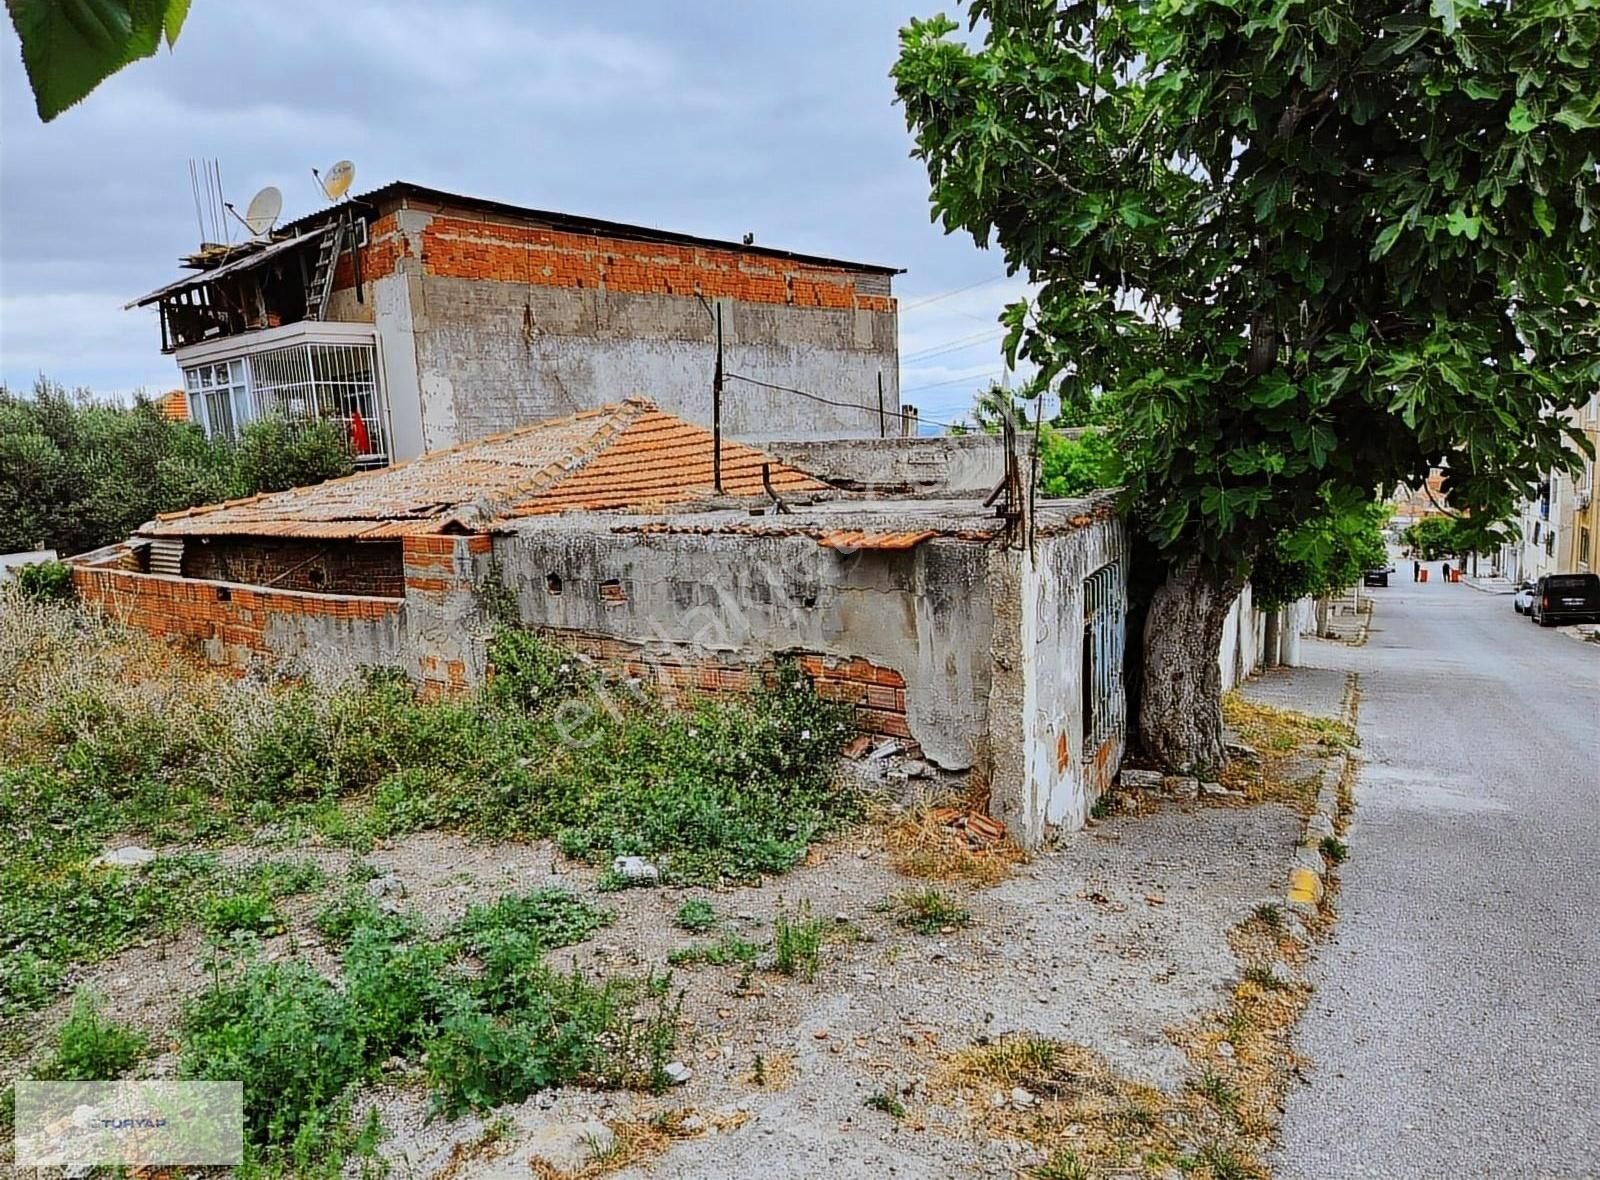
<box><xmin>318</xmin><ymin>160</ymin><xmax>355</xmax><ymax>202</ymax></box>
<box><xmin>241</xmin><ymin>186</ymin><xmax>282</xmax><ymax>236</ymax></box>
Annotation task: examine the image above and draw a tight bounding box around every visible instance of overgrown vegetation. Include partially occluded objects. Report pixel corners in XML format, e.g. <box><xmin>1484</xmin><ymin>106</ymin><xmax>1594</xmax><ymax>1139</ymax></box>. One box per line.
<box><xmin>0</xmin><ymin>594</ymin><xmax>854</xmax><ymax>1019</ymax></box>
<box><xmin>0</xmin><ymin>380</ymin><xmax>354</xmax><ymax>557</ymax></box>
<box><xmin>772</xmin><ymin>903</ymin><xmax>827</xmax><ymax>981</ymax></box>
<box><xmin>1219</xmin><ymin>693</ymin><xmax>1354</xmax><ymax>814</ymax></box>
<box><xmin>39</xmin><ymin>990</ymin><xmax>148</xmax><ymax>1080</ymax></box>
<box><xmin>674</xmin><ymin>898</ymin><xmax>718</xmax><ymax>933</ymax></box>
<box><xmin>1403</xmin><ymin>514</ymin><xmax>1474</xmax><ymax>561</ymax></box>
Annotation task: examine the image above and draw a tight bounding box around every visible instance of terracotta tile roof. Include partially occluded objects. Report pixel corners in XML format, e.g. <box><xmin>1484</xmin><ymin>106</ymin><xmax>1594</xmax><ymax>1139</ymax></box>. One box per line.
<box><xmin>156</xmin><ymin>389</ymin><xmax>188</xmax><ymax>422</ymax></box>
<box><xmin>814</xmin><ymin>529</ymin><xmax>938</xmax><ymax>552</ymax></box>
<box><xmin>143</xmin><ymin>400</ymin><xmax>827</xmax><ymax>539</ymax></box>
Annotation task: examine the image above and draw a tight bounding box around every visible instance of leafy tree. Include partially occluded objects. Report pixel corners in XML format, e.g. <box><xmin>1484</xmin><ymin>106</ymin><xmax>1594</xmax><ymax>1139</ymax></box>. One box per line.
<box><xmin>894</xmin><ymin>0</ymin><xmax>1600</xmax><ymax>768</ymax></box>
<box><xmin>0</xmin><ymin>381</ymin><xmax>353</xmax><ymax>556</ymax></box>
<box><xmin>232</xmin><ymin>416</ymin><xmax>354</xmax><ymax>496</ymax></box>
<box><xmin>7</xmin><ymin>0</ymin><xmax>191</xmax><ymax>122</ymax></box>
<box><xmin>1254</xmin><ymin>495</ymin><xmax>1391</xmax><ymax>607</ymax></box>
<box><xmin>1039</xmin><ymin>427</ymin><xmax>1122</xmax><ymax>499</ymax></box>
<box><xmin>1403</xmin><ymin>513</ymin><xmax>1471</xmax><ymax>560</ymax></box>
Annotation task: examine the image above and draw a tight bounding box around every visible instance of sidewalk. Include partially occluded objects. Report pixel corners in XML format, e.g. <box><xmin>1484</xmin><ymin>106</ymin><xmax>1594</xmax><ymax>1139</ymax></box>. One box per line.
<box><xmin>1463</xmin><ymin>574</ymin><xmax>1515</xmax><ymax>593</ymax></box>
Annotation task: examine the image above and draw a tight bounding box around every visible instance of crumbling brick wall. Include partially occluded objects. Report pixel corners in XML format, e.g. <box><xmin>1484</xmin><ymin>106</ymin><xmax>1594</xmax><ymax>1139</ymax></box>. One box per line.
<box><xmin>71</xmin><ymin>564</ymin><xmax>405</xmax><ymax>675</ymax></box>
<box><xmin>181</xmin><ymin>538</ymin><xmax>405</xmax><ymax>597</ymax></box>
<box><xmin>537</xmin><ymin>628</ymin><xmax>913</xmax><ymax>745</ymax></box>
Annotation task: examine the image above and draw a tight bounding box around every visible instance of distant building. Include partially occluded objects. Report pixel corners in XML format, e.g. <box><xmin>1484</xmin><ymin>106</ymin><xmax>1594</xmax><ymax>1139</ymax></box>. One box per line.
<box><xmin>1500</xmin><ymin>396</ymin><xmax>1598</xmax><ymax>583</ymax></box>
<box><xmin>129</xmin><ymin>182</ymin><xmax>902</xmax><ymax>464</ymax></box>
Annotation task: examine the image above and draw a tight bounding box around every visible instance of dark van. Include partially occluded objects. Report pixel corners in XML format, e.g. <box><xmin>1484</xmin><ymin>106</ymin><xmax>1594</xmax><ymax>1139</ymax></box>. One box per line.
<box><xmin>1529</xmin><ymin>573</ymin><xmax>1600</xmax><ymax>626</ymax></box>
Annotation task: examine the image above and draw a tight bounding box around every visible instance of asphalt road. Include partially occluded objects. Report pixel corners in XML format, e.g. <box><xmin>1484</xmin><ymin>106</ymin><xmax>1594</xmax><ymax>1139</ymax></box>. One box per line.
<box><xmin>1276</xmin><ymin>574</ymin><xmax>1600</xmax><ymax>1179</ymax></box>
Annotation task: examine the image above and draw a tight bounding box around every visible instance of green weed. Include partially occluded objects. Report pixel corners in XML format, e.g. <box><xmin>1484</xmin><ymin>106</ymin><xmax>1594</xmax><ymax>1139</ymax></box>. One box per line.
<box><xmin>201</xmin><ymin>889</ymin><xmax>284</xmax><ymax>940</ymax></box>
<box><xmin>888</xmin><ymin>887</ymin><xmax>973</xmax><ymax>935</ymax></box>
<box><xmin>456</xmin><ymin>887</ymin><xmax>613</xmax><ymax>955</ymax></box>
<box><xmin>1320</xmin><ymin>836</ymin><xmax>1349</xmax><ymax>864</ymax></box>
<box><xmin>41</xmin><ymin>990</ymin><xmax>147</xmax><ymax>1079</ymax></box>
<box><xmin>772</xmin><ymin>904</ymin><xmax>826</xmax><ymax>981</ymax></box>
<box><xmin>311</xmin><ymin>888</ymin><xmax>417</xmax><ymax>947</ymax></box>
<box><xmin>1028</xmin><ymin>1152</ymin><xmax>1092</xmax><ymax>1180</ymax></box>
<box><xmin>864</xmin><ymin>1089</ymin><xmax>907</xmax><ymax>1118</ymax></box>
<box><xmin>674</xmin><ymin>898</ymin><xmax>717</xmax><ymax>932</ymax></box>
<box><xmin>666</xmin><ymin>931</ymin><xmax>760</xmax><ymax>968</ymax></box>
<box><xmin>1251</xmin><ymin>902</ymin><xmax>1283</xmax><ymax>930</ymax></box>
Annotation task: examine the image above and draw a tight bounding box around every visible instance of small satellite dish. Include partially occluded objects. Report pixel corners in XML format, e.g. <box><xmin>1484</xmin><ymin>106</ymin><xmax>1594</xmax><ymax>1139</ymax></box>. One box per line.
<box><xmin>242</xmin><ymin>186</ymin><xmax>282</xmax><ymax>236</ymax></box>
<box><xmin>318</xmin><ymin>160</ymin><xmax>355</xmax><ymax>202</ymax></box>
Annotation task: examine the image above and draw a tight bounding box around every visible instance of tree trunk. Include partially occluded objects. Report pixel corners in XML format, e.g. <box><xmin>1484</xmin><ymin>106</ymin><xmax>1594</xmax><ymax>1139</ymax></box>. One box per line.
<box><xmin>1315</xmin><ymin>595</ymin><xmax>1330</xmax><ymax>637</ymax></box>
<box><xmin>1262</xmin><ymin>608</ymin><xmax>1282</xmax><ymax>668</ymax></box>
<box><xmin>1138</xmin><ymin>556</ymin><xmax>1244</xmax><ymax>773</ymax></box>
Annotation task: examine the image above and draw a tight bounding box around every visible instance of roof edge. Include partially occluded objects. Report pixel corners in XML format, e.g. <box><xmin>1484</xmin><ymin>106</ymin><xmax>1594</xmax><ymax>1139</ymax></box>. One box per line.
<box><xmin>277</xmin><ymin>181</ymin><xmax>904</xmax><ymax>276</ymax></box>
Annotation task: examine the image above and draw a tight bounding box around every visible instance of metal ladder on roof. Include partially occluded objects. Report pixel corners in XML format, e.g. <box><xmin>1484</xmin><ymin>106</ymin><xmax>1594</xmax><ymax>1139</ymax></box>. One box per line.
<box><xmin>304</xmin><ymin>210</ymin><xmax>352</xmax><ymax>322</ymax></box>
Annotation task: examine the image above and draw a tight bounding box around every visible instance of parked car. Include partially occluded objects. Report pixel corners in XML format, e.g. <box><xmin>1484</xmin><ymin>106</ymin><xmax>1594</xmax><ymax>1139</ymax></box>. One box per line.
<box><xmin>1528</xmin><ymin>573</ymin><xmax>1600</xmax><ymax>627</ymax></box>
<box><xmin>1363</xmin><ymin>567</ymin><xmax>1390</xmax><ymax>587</ymax></box>
<box><xmin>1512</xmin><ymin>581</ymin><xmax>1537</xmax><ymax>614</ymax></box>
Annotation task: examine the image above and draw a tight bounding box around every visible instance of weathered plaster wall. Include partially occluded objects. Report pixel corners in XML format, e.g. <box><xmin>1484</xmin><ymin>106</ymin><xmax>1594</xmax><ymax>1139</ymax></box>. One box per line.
<box><xmin>341</xmin><ymin>207</ymin><xmax>898</xmax><ymax>453</ymax></box>
<box><xmin>401</xmin><ymin>534</ymin><xmax>497</xmax><ymax>693</ymax></box>
<box><xmin>490</xmin><ymin>526</ymin><xmax>994</xmax><ymax>770</ymax></box>
<box><xmin>989</xmin><ymin>514</ymin><xmax>1130</xmax><ymax>846</ymax></box>
<box><xmin>1218</xmin><ymin>582</ymin><xmax>1261</xmax><ymax>691</ymax></box>
<box><xmin>410</xmin><ymin>279</ymin><xmax>898</xmax><ymax>448</ymax></box>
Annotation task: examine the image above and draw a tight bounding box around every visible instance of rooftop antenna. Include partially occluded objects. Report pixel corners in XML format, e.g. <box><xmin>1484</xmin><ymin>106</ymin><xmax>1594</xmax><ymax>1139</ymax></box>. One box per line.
<box><xmin>312</xmin><ymin>159</ymin><xmax>355</xmax><ymax>202</ymax></box>
<box><xmin>226</xmin><ymin>185</ymin><xmax>283</xmax><ymax>238</ymax></box>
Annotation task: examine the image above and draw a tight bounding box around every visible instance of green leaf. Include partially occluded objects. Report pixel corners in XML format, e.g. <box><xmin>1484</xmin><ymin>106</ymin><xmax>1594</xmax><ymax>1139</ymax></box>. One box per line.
<box><xmin>8</xmin><ymin>0</ymin><xmax>181</xmax><ymax>121</ymax></box>
<box><xmin>163</xmin><ymin>0</ymin><xmax>188</xmax><ymax>47</ymax></box>
<box><xmin>1531</xmin><ymin>194</ymin><xmax>1555</xmax><ymax>235</ymax></box>
<box><xmin>1551</xmin><ymin>103</ymin><xmax>1600</xmax><ymax>131</ymax></box>
<box><xmin>1430</xmin><ymin>0</ymin><xmax>1461</xmax><ymax>35</ymax></box>
<box><xmin>1371</xmin><ymin>221</ymin><xmax>1405</xmax><ymax>259</ymax></box>
<box><xmin>1444</xmin><ymin>208</ymin><xmax>1481</xmax><ymax>239</ymax></box>
<box><xmin>1507</xmin><ymin>101</ymin><xmax>1540</xmax><ymax>133</ymax></box>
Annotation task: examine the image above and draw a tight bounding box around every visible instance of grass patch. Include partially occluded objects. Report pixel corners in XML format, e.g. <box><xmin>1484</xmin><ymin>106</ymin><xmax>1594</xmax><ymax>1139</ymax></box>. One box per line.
<box><xmin>1319</xmin><ymin>836</ymin><xmax>1348</xmax><ymax>864</ymax></box>
<box><xmin>201</xmin><ymin>888</ymin><xmax>285</xmax><ymax>940</ymax></box>
<box><xmin>673</xmin><ymin>898</ymin><xmax>717</xmax><ymax>933</ymax></box>
<box><xmin>772</xmin><ymin>903</ymin><xmax>826</xmax><ymax>981</ymax></box>
<box><xmin>1220</xmin><ymin>693</ymin><xmax>1354</xmax><ymax>814</ymax></box>
<box><xmin>0</xmin><ymin>600</ymin><xmax>856</xmax><ymax>1017</ymax></box>
<box><xmin>38</xmin><ymin>990</ymin><xmax>147</xmax><ymax>1080</ymax></box>
<box><xmin>666</xmin><ymin>931</ymin><xmax>760</xmax><ymax>968</ymax></box>
<box><xmin>311</xmin><ymin>887</ymin><xmax>417</xmax><ymax>946</ymax></box>
<box><xmin>885</xmin><ymin>887</ymin><xmax>972</xmax><ymax>935</ymax></box>
<box><xmin>456</xmin><ymin>887</ymin><xmax>614</xmax><ymax>955</ymax></box>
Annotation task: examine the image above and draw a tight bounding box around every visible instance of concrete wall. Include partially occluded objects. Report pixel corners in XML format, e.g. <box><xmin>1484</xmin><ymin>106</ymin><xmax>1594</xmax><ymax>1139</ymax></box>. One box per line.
<box><xmin>988</xmin><ymin>517</ymin><xmax>1129</xmax><ymax>847</ymax></box>
<box><xmin>337</xmin><ymin>209</ymin><xmax>899</xmax><ymax>456</ymax></box>
<box><xmin>758</xmin><ymin>434</ymin><xmax>1012</xmax><ymax>497</ymax></box>
<box><xmin>489</xmin><ymin>525</ymin><xmax>994</xmax><ymax>771</ymax></box>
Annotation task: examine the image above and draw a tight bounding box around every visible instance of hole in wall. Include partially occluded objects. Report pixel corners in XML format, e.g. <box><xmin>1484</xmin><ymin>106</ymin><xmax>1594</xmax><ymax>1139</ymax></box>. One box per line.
<box><xmin>599</xmin><ymin>578</ymin><xmax>627</xmax><ymax>604</ymax></box>
<box><xmin>547</xmin><ymin>572</ymin><xmax>563</xmax><ymax>595</ymax></box>
<box><xmin>215</xmin><ymin>586</ymin><xmax>231</xmax><ymax>603</ymax></box>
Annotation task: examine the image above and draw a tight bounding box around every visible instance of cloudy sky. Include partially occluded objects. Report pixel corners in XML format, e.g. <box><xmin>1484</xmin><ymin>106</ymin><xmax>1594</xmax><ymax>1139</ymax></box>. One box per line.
<box><xmin>0</xmin><ymin>1</ymin><xmax>1033</xmax><ymax>428</ymax></box>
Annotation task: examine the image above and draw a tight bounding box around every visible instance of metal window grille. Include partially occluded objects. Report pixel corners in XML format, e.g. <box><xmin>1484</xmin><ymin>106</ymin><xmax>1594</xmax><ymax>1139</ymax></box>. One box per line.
<box><xmin>1082</xmin><ymin>559</ymin><xmax>1127</xmax><ymax>756</ymax></box>
<box><xmin>247</xmin><ymin>342</ymin><xmax>389</xmax><ymax>465</ymax></box>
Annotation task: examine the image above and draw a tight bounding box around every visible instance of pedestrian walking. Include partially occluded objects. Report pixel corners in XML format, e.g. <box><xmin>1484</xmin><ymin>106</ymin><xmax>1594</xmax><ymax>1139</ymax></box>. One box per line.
<box><xmin>1441</xmin><ymin>561</ymin><xmax>1450</xmax><ymax>582</ymax></box>
<box><xmin>1413</xmin><ymin>560</ymin><xmax>1420</xmax><ymax>582</ymax></box>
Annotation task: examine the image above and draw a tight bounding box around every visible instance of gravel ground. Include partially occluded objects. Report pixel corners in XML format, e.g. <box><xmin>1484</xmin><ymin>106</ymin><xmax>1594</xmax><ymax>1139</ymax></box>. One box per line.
<box><xmin>1275</xmin><ymin>579</ymin><xmax>1600</xmax><ymax>1178</ymax></box>
<box><xmin>10</xmin><ymin>790</ymin><xmax>1300</xmax><ymax>1179</ymax></box>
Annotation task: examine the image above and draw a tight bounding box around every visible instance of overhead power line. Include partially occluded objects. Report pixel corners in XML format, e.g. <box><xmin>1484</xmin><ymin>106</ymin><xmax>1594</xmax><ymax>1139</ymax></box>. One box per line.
<box><xmin>898</xmin><ymin>274</ymin><xmax>1013</xmax><ymax>313</ymax></box>
<box><xmin>725</xmin><ymin>371</ymin><xmax>969</xmax><ymax>433</ymax></box>
<box><xmin>901</xmin><ymin>328</ymin><xmax>1007</xmax><ymax>364</ymax></box>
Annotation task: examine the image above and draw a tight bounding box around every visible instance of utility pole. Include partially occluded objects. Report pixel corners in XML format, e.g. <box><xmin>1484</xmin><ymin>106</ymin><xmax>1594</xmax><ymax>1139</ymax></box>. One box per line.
<box><xmin>877</xmin><ymin>371</ymin><xmax>886</xmax><ymax>438</ymax></box>
<box><xmin>712</xmin><ymin>303</ymin><xmax>724</xmax><ymax>493</ymax></box>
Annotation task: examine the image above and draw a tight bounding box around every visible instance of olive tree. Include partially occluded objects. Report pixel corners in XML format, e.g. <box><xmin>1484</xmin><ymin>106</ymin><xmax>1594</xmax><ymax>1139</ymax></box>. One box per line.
<box><xmin>894</xmin><ymin>0</ymin><xmax>1600</xmax><ymax>769</ymax></box>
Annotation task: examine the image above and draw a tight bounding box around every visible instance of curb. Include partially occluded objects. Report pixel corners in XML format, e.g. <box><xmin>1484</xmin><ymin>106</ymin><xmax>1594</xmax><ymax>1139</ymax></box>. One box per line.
<box><xmin>1285</xmin><ymin>671</ymin><xmax>1360</xmax><ymax>915</ymax></box>
<box><xmin>1285</xmin><ymin>752</ymin><xmax>1348</xmax><ymax>911</ymax></box>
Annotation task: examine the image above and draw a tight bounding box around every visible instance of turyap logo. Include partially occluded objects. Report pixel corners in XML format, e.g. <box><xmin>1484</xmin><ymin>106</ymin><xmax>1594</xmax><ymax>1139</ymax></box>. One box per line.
<box><xmin>13</xmin><ymin>1081</ymin><xmax>243</xmax><ymax>1167</ymax></box>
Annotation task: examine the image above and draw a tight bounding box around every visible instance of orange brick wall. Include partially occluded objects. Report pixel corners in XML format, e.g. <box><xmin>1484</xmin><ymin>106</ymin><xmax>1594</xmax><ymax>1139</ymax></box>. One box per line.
<box><xmin>535</xmin><ymin>628</ymin><xmax>913</xmax><ymax>744</ymax></box>
<box><xmin>71</xmin><ymin>564</ymin><xmax>404</xmax><ymax>671</ymax></box>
